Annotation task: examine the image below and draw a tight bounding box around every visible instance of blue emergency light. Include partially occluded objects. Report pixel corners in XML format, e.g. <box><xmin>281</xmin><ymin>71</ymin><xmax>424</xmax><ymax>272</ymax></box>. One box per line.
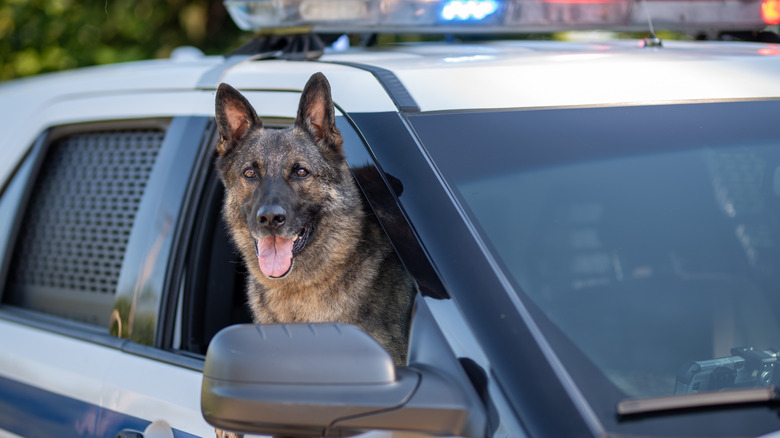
<box><xmin>224</xmin><ymin>0</ymin><xmax>777</xmax><ymax>34</ymax></box>
<box><xmin>441</xmin><ymin>0</ymin><xmax>499</xmax><ymax>21</ymax></box>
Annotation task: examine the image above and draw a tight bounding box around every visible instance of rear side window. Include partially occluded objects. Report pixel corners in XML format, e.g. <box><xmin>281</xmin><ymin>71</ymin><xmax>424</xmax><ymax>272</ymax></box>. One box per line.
<box><xmin>4</xmin><ymin>122</ymin><xmax>167</xmax><ymax>327</ymax></box>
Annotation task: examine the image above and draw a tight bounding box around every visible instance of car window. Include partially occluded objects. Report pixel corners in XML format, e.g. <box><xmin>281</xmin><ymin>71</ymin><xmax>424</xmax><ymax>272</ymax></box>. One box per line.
<box><xmin>2</xmin><ymin>120</ymin><xmax>170</xmax><ymax>328</ymax></box>
<box><xmin>411</xmin><ymin>100</ymin><xmax>780</xmax><ymax>404</ymax></box>
<box><xmin>175</xmin><ymin>115</ymin><xmax>427</xmax><ymax>357</ymax></box>
<box><xmin>175</xmin><ymin>168</ymin><xmax>252</xmax><ymax>355</ymax></box>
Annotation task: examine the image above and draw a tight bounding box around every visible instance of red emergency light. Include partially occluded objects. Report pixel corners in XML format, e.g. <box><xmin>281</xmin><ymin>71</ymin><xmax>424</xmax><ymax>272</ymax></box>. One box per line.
<box><xmin>763</xmin><ymin>0</ymin><xmax>780</xmax><ymax>24</ymax></box>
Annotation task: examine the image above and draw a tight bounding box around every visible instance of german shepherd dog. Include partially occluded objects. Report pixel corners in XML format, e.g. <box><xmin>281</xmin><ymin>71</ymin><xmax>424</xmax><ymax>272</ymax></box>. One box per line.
<box><xmin>214</xmin><ymin>73</ymin><xmax>415</xmax><ymax>367</ymax></box>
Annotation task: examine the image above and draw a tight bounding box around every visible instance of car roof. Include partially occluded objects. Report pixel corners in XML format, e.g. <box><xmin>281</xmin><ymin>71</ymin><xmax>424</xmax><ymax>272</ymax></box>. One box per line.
<box><xmin>5</xmin><ymin>39</ymin><xmax>780</xmax><ymax>113</ymax></box>
<box><xmin>317</xmin><ymin>39</ymin><xmax>780</xmax><ymax>111</ymax></box>
<box><xmin>215</xmin><ymin>39</ymin><xmax>780</xmax><ymax>112</ymax></box>
<box><xmin>1</xmin><ymin>39</ymin><xmax>780</xmax><ymax>186</ymax></box>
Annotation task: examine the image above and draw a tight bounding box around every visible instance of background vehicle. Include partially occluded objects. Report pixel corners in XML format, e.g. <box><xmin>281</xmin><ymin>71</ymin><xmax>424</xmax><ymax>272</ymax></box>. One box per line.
<box><xmin>1</xmin><ymin>0</ymin><xmax>780</xmax><ymax>437</ymax></box>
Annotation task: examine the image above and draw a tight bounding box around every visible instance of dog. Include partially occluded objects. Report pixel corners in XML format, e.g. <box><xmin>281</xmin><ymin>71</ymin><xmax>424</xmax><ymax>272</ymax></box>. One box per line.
<box><xmin>213</xmin><ymin>73</ymin><xmax>415</xmax><ymax>366</ymax></box>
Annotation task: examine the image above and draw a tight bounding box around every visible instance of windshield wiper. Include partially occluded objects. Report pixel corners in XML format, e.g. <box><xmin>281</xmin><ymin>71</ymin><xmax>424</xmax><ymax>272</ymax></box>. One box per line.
<box><xmin>617</xmin><ymin>386</ymin><xmax>780</xmax><ymax>416</ymax></box>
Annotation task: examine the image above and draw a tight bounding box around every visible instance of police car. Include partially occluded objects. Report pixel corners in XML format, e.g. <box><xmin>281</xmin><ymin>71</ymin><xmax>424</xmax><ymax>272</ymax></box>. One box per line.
<box><xmin>2</xmin><ymin>0</ymin><xmax>780</xmax><ymax>436</ymax></box>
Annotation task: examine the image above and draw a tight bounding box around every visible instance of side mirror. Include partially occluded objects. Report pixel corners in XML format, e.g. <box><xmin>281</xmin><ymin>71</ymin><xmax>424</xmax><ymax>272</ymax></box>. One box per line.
<box><xmin>201</xmin><ymin>322</ymin><xmax>485</xmax><ymax>437</ymax></box>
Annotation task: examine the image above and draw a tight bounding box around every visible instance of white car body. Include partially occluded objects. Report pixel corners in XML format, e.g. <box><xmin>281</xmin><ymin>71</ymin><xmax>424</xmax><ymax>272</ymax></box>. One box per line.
<box><xmin>1</xmin><ymin>37</ymin><xmax>780</xmax><ymax>437</ymax></box>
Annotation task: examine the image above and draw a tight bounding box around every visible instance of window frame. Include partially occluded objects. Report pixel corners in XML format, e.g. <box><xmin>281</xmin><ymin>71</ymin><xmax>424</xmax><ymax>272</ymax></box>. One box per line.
<box><xmin>0</xmin><ymin>117</ymin><xmax>210</xmax><ymax>365</ymax></box>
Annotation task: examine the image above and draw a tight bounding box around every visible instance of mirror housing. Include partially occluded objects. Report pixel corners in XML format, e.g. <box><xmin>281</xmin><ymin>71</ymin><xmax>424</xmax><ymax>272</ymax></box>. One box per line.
<box><xmin>201</xmin><ymin>322</ymin><xmax>485</xmax><ymax>437</ymax></box>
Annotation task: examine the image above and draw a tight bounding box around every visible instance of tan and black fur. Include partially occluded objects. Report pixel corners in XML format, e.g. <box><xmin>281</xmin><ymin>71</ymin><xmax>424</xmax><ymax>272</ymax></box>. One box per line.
<box><xmin>214</xmin><ymin>73</ymin><xmax>415</xmax><ymax>365</ymax></box>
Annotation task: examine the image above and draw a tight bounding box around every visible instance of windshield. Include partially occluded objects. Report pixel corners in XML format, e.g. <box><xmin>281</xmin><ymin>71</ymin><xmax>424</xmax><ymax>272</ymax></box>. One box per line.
<box><xmin>410</xmin><ymin>101</ymin><xmax>780</xmax><ymax>403</ymax></box>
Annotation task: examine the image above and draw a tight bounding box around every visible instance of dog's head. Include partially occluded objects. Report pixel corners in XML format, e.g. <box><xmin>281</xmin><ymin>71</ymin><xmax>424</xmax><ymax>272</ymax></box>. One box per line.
<box><xmin>214</xmin><ymin>73</ymin><xmax>357</xmax><ymax>280</ymax></box>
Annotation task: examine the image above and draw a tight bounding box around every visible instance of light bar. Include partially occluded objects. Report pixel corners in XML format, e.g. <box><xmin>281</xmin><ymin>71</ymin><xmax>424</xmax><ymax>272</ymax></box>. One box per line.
<box><xmin>224</xmin><ymin>0</ymin><xmax>773</xmax><ymax>33</ymax></box>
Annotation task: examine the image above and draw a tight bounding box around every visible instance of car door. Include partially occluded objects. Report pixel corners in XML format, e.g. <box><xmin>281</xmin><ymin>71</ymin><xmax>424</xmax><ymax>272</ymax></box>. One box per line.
<box><xmin>0</xmin><ymin>86</ymin><xmax>219</xmax><ymax>437</ymax></box>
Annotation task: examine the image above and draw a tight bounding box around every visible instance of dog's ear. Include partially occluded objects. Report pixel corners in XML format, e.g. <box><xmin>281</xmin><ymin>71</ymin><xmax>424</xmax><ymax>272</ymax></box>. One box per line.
<box><xmin>296</xmin><ymin>73</ymin><xmax>344</xmax><ymax>161</ymax></box>
<box><xmin>215</xmin><ymin>83</ymin><xmax>262</xmax><ymax>156</ymax></box>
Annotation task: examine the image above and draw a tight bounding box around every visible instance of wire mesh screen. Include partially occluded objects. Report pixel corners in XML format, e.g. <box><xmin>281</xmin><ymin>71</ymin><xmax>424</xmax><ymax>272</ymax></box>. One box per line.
<box><xmin>7</xmin><ymin>128</ymin><xmax>165</xmax><ymax>326</ymax></box>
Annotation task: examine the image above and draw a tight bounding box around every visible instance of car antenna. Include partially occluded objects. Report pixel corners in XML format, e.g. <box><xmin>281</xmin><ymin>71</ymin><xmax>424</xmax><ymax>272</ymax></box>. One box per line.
<box><xmin>641</xmin><ymin>0</ymin><xmax>663</xmax><ymax>47</ymax></box>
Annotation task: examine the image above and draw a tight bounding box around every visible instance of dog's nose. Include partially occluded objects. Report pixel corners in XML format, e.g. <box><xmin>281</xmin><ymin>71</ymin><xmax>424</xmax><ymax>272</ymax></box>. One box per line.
<box><xmin>257</xmin><ymin>205</ymin><xmax>286</xmax><ymax>229</ymax></box>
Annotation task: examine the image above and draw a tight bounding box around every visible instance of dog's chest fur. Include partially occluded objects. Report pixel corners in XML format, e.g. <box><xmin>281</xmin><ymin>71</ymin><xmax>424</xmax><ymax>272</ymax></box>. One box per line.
<box><xmin>242</xmin><ymin>216</ymin><xmax>413</xmax><ymax>364</ymax></box>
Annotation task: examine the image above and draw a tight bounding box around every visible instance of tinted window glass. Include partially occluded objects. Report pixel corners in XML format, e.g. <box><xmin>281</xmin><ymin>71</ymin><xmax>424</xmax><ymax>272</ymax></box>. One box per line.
<box><xmin>412</xmin><ymin>101</ymin><xmax>780</xmax><ymax>400</ymax></box>
<box><xmin>4</xmin><ymin>124</ymin><xmax>167</xmax><ymax>327</ymax></box>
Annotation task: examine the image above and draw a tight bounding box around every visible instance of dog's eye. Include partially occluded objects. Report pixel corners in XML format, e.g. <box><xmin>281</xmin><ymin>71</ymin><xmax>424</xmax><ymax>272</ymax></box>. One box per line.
<box><xmin>295</xmin><ymin>167</ymin><xmax>310</xmax><ymax>178</ymax></box>
<box><xmin>243</xmin><ymin>168</ymin><xmax>256</xmax><ymax>179</ymax></box>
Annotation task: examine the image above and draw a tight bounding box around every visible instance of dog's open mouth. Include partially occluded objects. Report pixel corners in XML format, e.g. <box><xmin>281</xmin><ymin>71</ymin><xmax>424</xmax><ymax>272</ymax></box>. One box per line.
<box><xmin>254</xmin><ymin>225</ymin><xmax>313</xmax><ymax>279</ymax></box>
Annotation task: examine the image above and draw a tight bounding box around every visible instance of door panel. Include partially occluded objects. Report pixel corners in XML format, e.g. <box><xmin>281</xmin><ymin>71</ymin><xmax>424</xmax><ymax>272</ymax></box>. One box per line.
<box><xmin>0</xmin><ymin>319</ymin><xmax>108</xmax><ymax>437</ymax></box>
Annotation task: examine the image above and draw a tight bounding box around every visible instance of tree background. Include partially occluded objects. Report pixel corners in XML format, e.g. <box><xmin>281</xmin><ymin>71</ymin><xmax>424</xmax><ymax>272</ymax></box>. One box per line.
<box><xmin>0</xmin><ymin>0</ymin><xmax>249</xmax><ymax>81</ymax></box>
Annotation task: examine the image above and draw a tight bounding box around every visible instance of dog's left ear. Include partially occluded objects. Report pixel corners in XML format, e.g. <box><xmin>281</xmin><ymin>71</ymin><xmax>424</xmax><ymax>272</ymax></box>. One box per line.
<box><xmin>296</xmin><ymin>73</ymin><xmax>344</xmax><ymax>161</ymax></box>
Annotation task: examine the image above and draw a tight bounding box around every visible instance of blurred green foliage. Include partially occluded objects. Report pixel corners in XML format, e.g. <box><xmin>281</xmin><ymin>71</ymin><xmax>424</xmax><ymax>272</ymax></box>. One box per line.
<box><xmin>0</xmin><ymin>0</ymin><xmax>249</xmax><ymax>80</ymax></box>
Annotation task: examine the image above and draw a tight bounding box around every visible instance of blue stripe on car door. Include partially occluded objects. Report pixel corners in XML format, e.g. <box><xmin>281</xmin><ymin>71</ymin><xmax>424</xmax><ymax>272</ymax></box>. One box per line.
<box><xmin>0</xmin><ymin>374</ymin><xmax>200</xmax><ymax>437</ymax></box>
<box><xmin>0</xmin><ymin>374</ymin><xmax>99</xmax><ymax>437</ymax></box>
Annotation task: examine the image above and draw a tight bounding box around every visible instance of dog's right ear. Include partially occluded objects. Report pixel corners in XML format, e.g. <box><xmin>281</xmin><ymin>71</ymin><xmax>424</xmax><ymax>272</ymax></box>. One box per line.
<box><xmin>215</xmin><ymin>83</ymin><xmax>262</xmax><ymax>156</ymax></box>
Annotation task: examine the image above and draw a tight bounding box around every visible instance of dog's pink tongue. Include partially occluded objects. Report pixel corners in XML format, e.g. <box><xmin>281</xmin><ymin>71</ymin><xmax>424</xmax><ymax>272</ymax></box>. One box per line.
<box><xmin>257</xmin><ymin>235</ymin><xmax>293</xmax><ymax>278</ymax></box>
